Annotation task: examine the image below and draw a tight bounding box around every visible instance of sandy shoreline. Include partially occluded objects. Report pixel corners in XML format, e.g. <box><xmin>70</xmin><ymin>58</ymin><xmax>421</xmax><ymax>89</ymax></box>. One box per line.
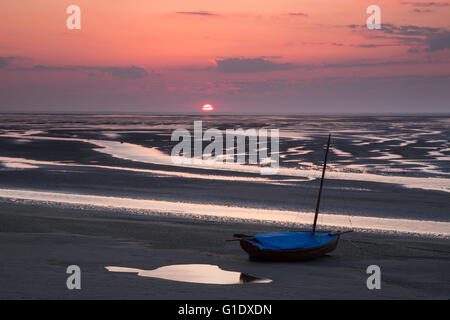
<box><xmin>0</xmin><ymin>201</ymin><xmax>448</xmax><ymax>299</ymax></box>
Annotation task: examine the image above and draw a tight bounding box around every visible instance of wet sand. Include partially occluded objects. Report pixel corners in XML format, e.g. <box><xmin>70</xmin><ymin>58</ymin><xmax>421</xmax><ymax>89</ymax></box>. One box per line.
<box><xmin>0</xmin><ymin>201</ymin><xmax>449</xmax><ymax>299</ymax></box>
<box><xmin>0</xmin><ymin>115</ymin><xmax>449</xmax><ymax>299</ymax></box>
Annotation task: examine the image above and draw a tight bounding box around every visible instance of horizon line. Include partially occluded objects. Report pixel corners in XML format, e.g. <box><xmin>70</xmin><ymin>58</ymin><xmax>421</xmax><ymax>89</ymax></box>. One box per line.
<box><xmin>0</xmin><ymin>111</ymin><xmax>449</xmax><ymax>116</ymax></box>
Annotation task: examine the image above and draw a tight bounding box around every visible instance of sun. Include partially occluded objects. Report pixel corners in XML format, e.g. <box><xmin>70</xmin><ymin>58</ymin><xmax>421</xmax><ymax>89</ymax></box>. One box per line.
<box><xmin>201</xmin><ymin>104</ymin><xmax>214</xmax><ymax>112</ymax></box>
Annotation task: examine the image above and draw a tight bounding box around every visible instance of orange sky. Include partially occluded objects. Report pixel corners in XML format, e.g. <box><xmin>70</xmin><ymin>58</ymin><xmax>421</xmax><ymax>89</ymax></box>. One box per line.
<box><xmin>0</xmin><ymin>0</ymin><xmax>449</xmax><ymax>113</ymax></box>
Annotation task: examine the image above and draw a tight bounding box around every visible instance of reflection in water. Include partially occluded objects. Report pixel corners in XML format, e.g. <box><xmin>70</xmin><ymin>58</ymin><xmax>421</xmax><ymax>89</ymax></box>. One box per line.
<box><xmin>105</xmin><ymin>264</ymin><xmax>272</xmax><ymax>285</ymax></box>
<box><xmin>1</xmin><ymin>131</ymin><xmax>449</xmax><ymax>193</ymax></box>
<box><xmin>1</xmin><ymin>188</ymin><xmax>449</xmax><ymax>236</ymax></box>
<box><xmin>0</xmin><ymin>161</ymin><xmax>38</xmax><ymax>169</ymax></box>
<box><xmin>0</xmin><ymin>156</ymin><xmax>281</xmax><ymax>184</ymax></box>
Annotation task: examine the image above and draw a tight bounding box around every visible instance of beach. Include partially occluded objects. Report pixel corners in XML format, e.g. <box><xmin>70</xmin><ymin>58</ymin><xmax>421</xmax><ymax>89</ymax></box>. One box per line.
<box><xmin>0</xmin><ymin>200</ymin><xmax>449</xmax><ymax>299</ymax></box>
<box><xmin>0</xmin><ymin>114</ymin><xmax>449</xmax><ymax>299</ymax></box>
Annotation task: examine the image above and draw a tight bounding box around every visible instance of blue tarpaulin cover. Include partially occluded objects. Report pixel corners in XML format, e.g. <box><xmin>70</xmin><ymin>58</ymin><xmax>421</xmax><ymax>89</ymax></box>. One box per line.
<box><xmin>248</xmin><ymin>232</ymin><xmax>338</xmax><ymax>251</ymax></box>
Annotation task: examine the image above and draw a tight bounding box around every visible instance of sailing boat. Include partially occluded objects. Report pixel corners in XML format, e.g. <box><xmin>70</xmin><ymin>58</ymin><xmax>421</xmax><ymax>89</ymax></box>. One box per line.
<box><xmin>234</xmin><ymin>134</ymin><xmax>352</xmax><ymax>261</ymax></box>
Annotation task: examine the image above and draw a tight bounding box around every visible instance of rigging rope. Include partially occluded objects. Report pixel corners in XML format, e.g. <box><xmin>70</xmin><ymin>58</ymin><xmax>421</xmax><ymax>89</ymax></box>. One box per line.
<box><xmin>334</xmin><ymin>135</ymin><xmax>354</xmax><ymax>231</ymax></box>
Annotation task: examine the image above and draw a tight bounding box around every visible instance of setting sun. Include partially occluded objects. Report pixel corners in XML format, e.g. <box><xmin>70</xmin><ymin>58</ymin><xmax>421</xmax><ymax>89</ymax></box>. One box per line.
<box><xmin>201</xmin><ymin>104</ymin><xmax>214</xmax><ymax>112</ymax></box>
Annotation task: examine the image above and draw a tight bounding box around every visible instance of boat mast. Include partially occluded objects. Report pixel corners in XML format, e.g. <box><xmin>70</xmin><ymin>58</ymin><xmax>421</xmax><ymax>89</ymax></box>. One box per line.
<box><xmin>312</xmin><ymin>133</ymin><xmax>331</xmax><ymax>235</ymax></box>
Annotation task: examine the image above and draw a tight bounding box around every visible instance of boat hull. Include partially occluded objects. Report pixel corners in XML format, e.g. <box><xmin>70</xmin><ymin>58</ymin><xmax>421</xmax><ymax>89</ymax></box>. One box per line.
<box><xmin>239</xmin><ymin>236</ymin><xmax>340</xmax><ymax>262</ymax></box>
